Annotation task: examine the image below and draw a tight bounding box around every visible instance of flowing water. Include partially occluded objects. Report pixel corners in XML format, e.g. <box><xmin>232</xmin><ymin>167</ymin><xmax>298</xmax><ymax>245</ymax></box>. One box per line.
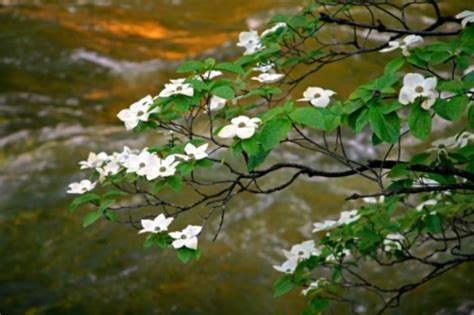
<box><xmin>0</xmin><ymin>1</ymin><xmax>473</xmax><ymax>314</ymax></box>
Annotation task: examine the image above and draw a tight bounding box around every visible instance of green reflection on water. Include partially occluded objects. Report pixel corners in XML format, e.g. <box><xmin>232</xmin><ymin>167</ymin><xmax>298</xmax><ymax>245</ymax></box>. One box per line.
<box><xmin>0</xmin><ymin>1</ymin><xmax>472</xmax><ymax>314</ymax></box>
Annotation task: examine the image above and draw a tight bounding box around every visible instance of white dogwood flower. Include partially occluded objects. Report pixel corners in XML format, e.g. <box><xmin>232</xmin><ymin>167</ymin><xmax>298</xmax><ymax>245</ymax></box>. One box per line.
<box><xmin>79</xmin><ymin>152</ymin><xmax>108</xmax><ymax>169</ymax></box>
<box><xmin>456</xmin><ymin>10</ymin><xmax>474</xmax><ymax>28</ymax></box>
<box><xmin>380</xmin><ymin>35</ymin><xmax>424</xmax><ymax>56</ymax></box>
<box><xmin>253</xmin><ymin>63</ymin><xmax>275</xmax><ymax>73</ymax></box>
<box><xmin>261</xmin><ymin>22</ymin><xmax>286</xmax><ymax>37</ymax></box>
<box><xmin>159</xmin><ymin>78</ymin><xmax>194</xmax><ymax>98</ymax></box>
<box><xmin>209</xmin><ymin>95</ymin><xmax>226</xmax><ymax>111</ymax></box>
<box><xmin>363</xmin><ymin>196</ymin><xmax>385</xmax><ymax>204</ymax></box>
<box><xmin>302</xmin><ymin>279</ymin><xmax>324</xmax><ymax>296</ymax></box>
<box><xmin>117</xmin><ymin>95</ymin><xmax>156</xmax><ymax>130</ymax></box>
<box><xmin>124</xmin><ymin>149</ymin><xmax>153</xmax><ymax>176</ymax></box>
<box><xmin>455</xmin><ymin>131</ymin><xmax>474</xmax><ymax>148</ymax></box>
<box><xmin>297</xmin><ymin>87</ymin><xmax>336</xmax><ymax>108</ymax></box>
<box><xmin>169</xmin><ymin>225</ymin><xmax>202</xmax><ymax>250</ymax></box>
<box><xmin>283</xmin><ymin>240</ymin><xmax>320</xmax><ymax>261</ymax></box>
<box><xmin>97</xmin><ymin>161</ymin><xmax>121</xmax><ymax>179</ymax></box>
<box><xmin>384</xmin><ymin>233</ymin><xmax>405</xmax><ymax>251</ymax></box>
<box><xmin>199</xmin><ymin>70</ymin><xmax>223</xmax><ymax>80</ymax></box>
<box><xmin>312</xmin><ymin>220</ymin><xmax>339</xmax><ymax>233</ymax></box>
<box><xmin>138</xmin><ymin>214</ymin><xmax>174</xmax><ymax>234</ymax></box>
<box><xmin>143</xmin><ymin>155</ymin><xmax>179</xmax><ymax>180</ymax></box>
<box><xmin>67</xmin><ymin>179</ymin><xmax>97</xmax><ymax>194</ymax></box>
<box><xmin>338</xmin><ymin>210</ymin><xmax>360</xmax><ymax>225</ymax></box>
<box><xmin>251</xmin><ymin>73</ymin><xmax>285</xmax><ymax>84</ymax></box>
<box><xmin>218</xmin><ymin>116</ymin><xmax>261</xmax><ymax>139</ymax></box>
<box><xmin>237</xmin><ymin>30</ymin><xmax>264</xmax><ymax>55</ymax></box>
<box><xmin>416</xmin><ymin>199</ymin><xmax>438</xmax><ymax>212</ymax></box>
<box><xmin>273</xmin><ymin>257</ymin><xmax>298</xmax><ymax>274</ymax></box>
<box><xmin>413</xmin><ymin>177</ymin><xmax>439</xmax><ymax>187</ymax></box>
<box><xmin>399</xmin><ymin>73</ymin><xmax>438</xmax><ymax>110</ymax></box>
<box><xmin>184</xmin><ymin>143</ymin><xmax>208</xmax><ymax>160</ymax></box>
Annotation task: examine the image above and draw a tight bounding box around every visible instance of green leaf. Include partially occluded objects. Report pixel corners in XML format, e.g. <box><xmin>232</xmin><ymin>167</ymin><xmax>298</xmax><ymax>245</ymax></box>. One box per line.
<box><xmin>408</xmin><ymin>105</ymin><xmax>432</xmax><ymax>140</ymax></box>
<box><xmin>167</xmin><ymin>176</ymin><xmax>182</xmax><ymax>192</ymax></box>
<box><xmin>369</xmin><ymin>107</ymin><xmax>400</xmax><ymax>144</ymax></box>
<box><xmin>310</xmin><ymin>299</ymin><xmax>330</xmax><ymax>312</ymax></box>
<box><xmin>178</xmin><ymin>163</ymin><xmax>194</xmax><ymax>176</ymax></box>
<box><xmin>214</xmin><ymin>62</ymin><xmax>245</xmax><ymax>75</ymax></box>
<box><xmin>176</xmin><ymin>60</ymin><xmax>205</xmax><ymax>73</ymax></box>
<box><xmin>176</xmin><ymin>247</ymin><xmax>194</xmax><ymax>264</ymax></box>
<box><xmin>103</xmin><ymin>190</ymin><xmax>128</xmax><ymax>199</ymax></box>
<box><xmin>469</xmin><ymin>105</ymin><xmax>474</xmax><ymax>130</ymax></box>
<box><xmin>105</xmin><ymin>210</ymin><xmax>118</xmax><ymax>222</ymax></box>
<box><xmin>289</xmin><ymin>107</ymin><xmax>324</xmax><ymax>129</ymax></box>
<box><xmin>384</xmin><ymin>56</ymin><xmax>405</xmax><ymax>74</ymax></box>
<box><xmin>212</xmin><ymin>85</ymin><xmax>235</xmax><ymax>100</ymax></box>
<box><xmin>82</xmin><ymin>211</ymin><xmax>102</xmax><ymax>228</ymax></box>
<box><xmin>273</xmin><ymin>275</ymin><xmax>296</xmax><ymax>297</ymax></box>
<box><xmin>426</xmin><ymin>214</ymin><xmax>442</xmax><ymax>233</ymax></box>
<box><xmin>432</xmin><ymin>95</ymin><xmax>468</xmax><ymax>121</ymax></box>
<box><xmin>196</xmin><ymin>158</ymin><xmax>213</xmax><ymax>168</ymax></box>
<box><xmin>69</xmin><ymin>193</ymin><xmax>101</xmax><ymax>212</ymax></box>
<box><xmin>258</xmin><ymin>118</ymin><xmax>291</xmax><ymax>151</ymax></box>
<box><xmin>241</xmin><ymin>137</ymin><xmax>260</xmax><ymax>155</ymax></box>
<box><xmin>247</xmin><ymin>148</ymin><xmax>271</xmax><ymax>171</ymax></box>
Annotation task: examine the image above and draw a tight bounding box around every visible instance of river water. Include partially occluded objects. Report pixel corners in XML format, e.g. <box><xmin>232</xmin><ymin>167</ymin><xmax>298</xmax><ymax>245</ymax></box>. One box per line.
<box><xmin>0</xmin><ymin>1</ymin><xmax>472</xmax><ymax>314</ymax></box>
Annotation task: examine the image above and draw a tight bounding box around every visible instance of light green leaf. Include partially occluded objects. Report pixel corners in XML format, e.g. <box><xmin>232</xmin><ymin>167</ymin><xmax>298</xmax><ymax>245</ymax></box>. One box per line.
<box><xmin>289</xmin><ymin>107</ymin><xmax>324</xmax><ymax>129</ymax></box>
<box><xmin>69</xmin><ymin>193</ymin><xmax>101</xmax><ymax>212</ymax></box>
<box><xmin>215</xmin><ymin>62</ymin><xmax>246</xmax><ymax>75</ymax></box>
<box><xmin>258</xmin><ymin>118</ymin><xmax>291</xmax><ymax>151</ymax></box>
<box><xmin>82</xmin><ymin>211</ymin><xmax>102</xmax><ymax>228</ymax></box>
<box><xmin>273</xmin><ymin>275</ymin><xmax>296</xmax><ymax>297</ymax></box>
<box><xmin>212</xmin><ymin>85</ymin><xmax>235</xmax><ymax>100</ymax></box>
<box><xmin>176</xmin><ymin>60</ymin><xmax>205</xmax><ymax>73</ymax></box>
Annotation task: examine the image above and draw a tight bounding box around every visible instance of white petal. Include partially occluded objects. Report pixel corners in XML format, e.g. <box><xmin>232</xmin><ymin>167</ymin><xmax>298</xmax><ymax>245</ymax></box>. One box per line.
<box><xmin>310</xmin><ymin>95</ymin><xmax>330</xmax><ymax>108</ymax></box>
<box><xmin>398</xmin><ymin>86</ymin><xmax>415</xmax><ymax>105</ymax></box>
<box><xmin>218</xmin><ymin>125</ymin><xmax>237</xmax><ymax>138</ymax></box>
<box><xmin>231</xmin><ymin>116</ymin><xmax>250</xmax><ymax>126</ymax></box>
<box><xmin>184</xmin><ymin>237</ymin><xmax>198</xmax><ymax>250</ymax></box>
<box><xmin>403</xmin><ymin>73</ymin><xmax>425</xmax><ymax>86</ymax></box>
<box><xmin>172</xmin><ymin>239</ymin><xmax>185</xmax><ymax>249</ymax></box>
<box><xmin>235</xmin><ymin>126</ymin><xmax>256</xmax><ymax>139</ymax></box>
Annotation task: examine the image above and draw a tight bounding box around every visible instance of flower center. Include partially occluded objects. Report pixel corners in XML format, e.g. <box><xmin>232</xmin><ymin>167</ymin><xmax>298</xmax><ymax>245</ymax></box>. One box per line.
<box><xmin>159</xmin><ymin>166</ymin><xmax>167</xmax><ymax>172</ymax></box>
<box><xmin>180</xmin><ymin>234</ymin><xmax>187</xmax><ymax>240</ymax></box>
<box><xmin>285</xmin><ymin>268</ymin><xmax>292</xmax><ymax>273</ymax></box>
<box><xmin>139</xmin><ymin>162</ymin><xmax>146</xmax><ymax>168</ymax></box>
<box><xmin>438</xmin><ymin>144</ymin><xmax>445</xmax><ymax>149</ymax></box>
<box><xmin>314</xmin><ymin>93</ymin><xmax>321</xmax><ymax>98</ymax></box>
<box><xmin>81</xmin><ymin>187</ymin><xmax>87</xmax><ymax>192</ymax></box>
<box><xmin>298</xmin><ymin>251</ymin><xmax>305</xmax><ymax>257</ymax></box>
<box><xmin>415</xmin><ymin>86</ymin><xmax>424</xmax><ymax>93</ymax></box>
<box><xmin>238</xmin><ymin>122</ymin><xmax>246</xmax><ymax>128</ymax></box>
<box><xmin>137</xmin><ymin>110</ymin><xmax>145</xmax><ymax>116</ymax></box>
<box><xmin>176</xmin><ymin>86</ymin><xmax>183</xmax><ymax>91</ymax></box>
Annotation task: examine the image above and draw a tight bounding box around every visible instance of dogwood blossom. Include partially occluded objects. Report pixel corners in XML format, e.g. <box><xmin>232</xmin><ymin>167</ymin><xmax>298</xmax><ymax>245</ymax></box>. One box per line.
<box><xmin>416</xmin><ymin>199</ymin><xmax>438</xmax><ymax>211</ymax></box>
<box><xmin>79</xmin><ymin>152</ymin><xmax>108</xmax><ymax>169</ymax></box>
<box><xmin>363</xmin><ymin>196</ymin><xmax>385</xmax><ymax>204</ymax></box>
<box><xmin>144</xmin><ymin>155</ymin><xmax>179</xmax><ymax>180</ymax></box>
<box><xmin>273</xmin><ymin>257</ymin><xmax>298</xmax><ymax>274</ymax></box>
<box><xmin>169</xmin><ymin>225</ymin><xmax>202</xmax><ymax>250</ymax></box>
<box><xmin>261</xmin><ymin>22</ymin><xmax>286</xmax><ymax>37</ymax></box>
<box><xmin>218</xmin><ymin>116</ymin><xmax>261</xmax><ymax>139</ymax></box>
<box><xmin>251</xmin><ymin>73</ymin><xmax>285</xmax><ymax>84</ymax></box>
<box><xmin>117</xmin><ymin>95</ymin><xmax>156</xmax><ymax>130</ymax></box>
<box><xmin>413</xmin><ymin>177</ymin><xmax>439</xmax><ymax>187</ymax></box>
<box><xmin>456</xmin><ymin>10</ymin><xmax>474</xmax><ymax>28</ymax></box>
<box><xmin>312</xmin><ymin>220</ymin><xmax>339</xmax><ymax>233</ymax></box>
<box><xmin>97</xmin><ymin>161</ymin><xmax>121</xmax><ymax>179</ymax></box>
<box><xmin>455</xmin><ymin>131</ymin><xmax>474</xmax><ymax>148</ymax></box>
<box><xmin>283</xmin><ymin>240</ymin><xmax>320</xmax><ymax>261</ymax></box>
<box><xmin>326</xmin><ymin>249</ymin><xmax>351</xmax><ymax>262</ymax></box>
<box><xmin>253</xmin><ymin>63</ymin><xmax>275</xmax><ymax>73</ymax></box>
<box><xmin>184</xmin><ymin>143</ymin><xmax>208</xmax><ymax>160</ymax></box>
<box><xmin>297</xmin><ymin>87</ymin><xmax>336</xmax><ymax>108</ymax></box>
<box><xmin>138</xmin><ymin>214</ymin><xmax>174</xmax><ymax>234</ymax></box>
<box><xmin>380</xmin><ymin>35</ymin><xmax>423</xmax><ymax>56</ymax></box>
<box><xmin>383</xmin><ymin>233</ymin><xmax>405</xmax><ymax>251</ymax></box>
<box><xmin>338</xmin><ymin>209</ymin><xmax>360</xmax><ymax>225</ymax></box>
<box><xmin>124</xmin><ymin>149</ymin><xmax>153</xmax><ymax>176</ymax></box>
<box><xmin>67</xmin><ymin>179</ymin><xmax>97</xmax><ymax>194</ymax></box>
<box><xmin>209</xmin><ymin>95</ymin><xmax>226</xmax><ymax>111</ymax></box>
<box><xmin>237</xmin><ymin>30</ymin><xmax>264</xmax><ymax>55</ymax></box>
<box><xmin>158</xmin><ymin>78</ymin><xmax>194</xmax><ymax>98</ymax></box>
<box><xmin>197</xmin><ymin>70</ymin><xmax>223</xmax><ymax>80</ymax></box>
<box><xmin>399</xmin><ymin>73</ymin><xmax>438</xmax><ymax>110</ymax></box>
<box><xmin>429</xmin><ymin>136</ymin><xmax>459</xmax><ymax>155</ymax></box>
<box><xmin>302</xmin><ymin>279</ymin><xmax>324</xmax><ymax>296</ymax></box>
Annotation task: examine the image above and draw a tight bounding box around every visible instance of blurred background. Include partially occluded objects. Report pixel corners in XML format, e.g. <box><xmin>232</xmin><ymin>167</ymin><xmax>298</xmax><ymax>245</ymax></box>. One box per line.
<box><xmin>0</xmin><ymin>1</ymin><xmax>473</xmax><ymax>314</ymax></box>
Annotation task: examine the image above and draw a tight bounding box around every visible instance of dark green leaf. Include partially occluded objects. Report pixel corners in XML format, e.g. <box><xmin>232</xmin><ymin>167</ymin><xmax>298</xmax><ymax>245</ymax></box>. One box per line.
<box><xmin>258</xmin><ymin>118</ymin><xmax>291</xmax><ymax>151</ymax></box>
<box><xmin>408</xmin><ymin>105</ymin><xmax>432</xmax><ymax>140</ymax></box>
<box><xmin>273</xmin><ymin>275</ymin><xmax>296</xmax><ymax>297</ymax></box>
<box><xmin>432</xmin><ymin>95</ymin><xmax>468</xmax><ymax>121</ymax></box>
<box><xmin>69</xmin><ymin>193</ymin><xmax>101</xmax><ymax>212</ymax></box>
<box><xmin>215</xmin><ymin>62</ymin><xmax>245</xmax><ymax>75</ymax></box>
<box><xmin>212</xmin><ymin>85</ymin><xmax>235</xmax><ymax>100</ymax></box>
<box><xmin>177</xmin><ymin>60</ymin><xmax>205</xmax><ymax>73</ymax></box>
<box><xmin>384</xmin><ymin>56</ymin><xmax>405</xmax><ymax>74</ymax></box>
<box><xmin>167</xmin><ymin>176</ymin><xmax>182</xmax><ymax>192</ymax></box>
<box><xmin>289</xmin><ymin>107</ymin><xmax>324</xmax><ymax>129</ymax></box>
